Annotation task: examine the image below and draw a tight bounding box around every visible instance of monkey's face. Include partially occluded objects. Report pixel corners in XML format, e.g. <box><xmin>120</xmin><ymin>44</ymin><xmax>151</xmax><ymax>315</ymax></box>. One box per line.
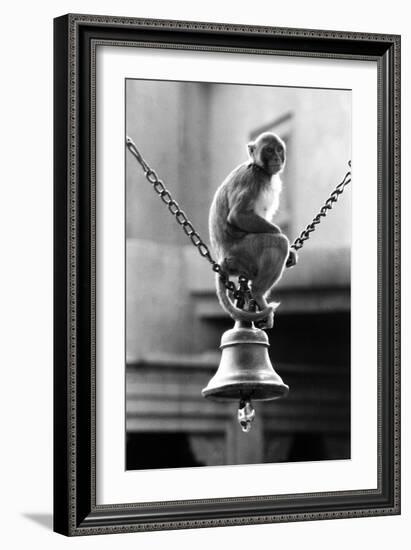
<box><xmin>248</xmin><ymin>133</ymin><xmax>286</xmax><ymax>175</ymax></box>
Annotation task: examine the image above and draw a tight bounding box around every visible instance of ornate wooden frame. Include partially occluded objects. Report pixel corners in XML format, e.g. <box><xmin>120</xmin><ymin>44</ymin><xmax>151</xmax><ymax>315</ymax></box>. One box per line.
<box><xmin>53</xmin><ymin>14</ymin><xmax>400</xmax><ymax>536</ymax></box>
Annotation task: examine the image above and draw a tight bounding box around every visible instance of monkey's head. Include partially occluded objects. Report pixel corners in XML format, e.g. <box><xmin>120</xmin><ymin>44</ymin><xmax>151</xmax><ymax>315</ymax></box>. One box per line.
<box><xmin>247</xmin><ymin>132</ymin><xmax>286</xmax><ymax>175</ymax></box>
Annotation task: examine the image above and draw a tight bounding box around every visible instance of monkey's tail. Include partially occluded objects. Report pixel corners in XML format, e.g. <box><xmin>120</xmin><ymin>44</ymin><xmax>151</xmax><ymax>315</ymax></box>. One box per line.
<box><xmin>215</xmin><ymin>275</ymin><xmax>278</xmax><ymax>325</ymax></box>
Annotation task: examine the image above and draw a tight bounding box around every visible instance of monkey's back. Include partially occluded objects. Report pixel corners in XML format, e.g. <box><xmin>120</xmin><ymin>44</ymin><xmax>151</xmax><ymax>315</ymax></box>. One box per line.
<box><xmin>209</xmin><ymin>163</ymin><xmax>250</xmax><ymax>261</ymax></box>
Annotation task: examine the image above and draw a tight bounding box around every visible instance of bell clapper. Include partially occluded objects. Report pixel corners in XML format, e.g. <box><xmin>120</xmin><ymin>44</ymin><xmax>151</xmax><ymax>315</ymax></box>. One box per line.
<box><xmin>237</xmin><ymin>399</ymin><xmax>256</xmax><ymax>433</ymax></box>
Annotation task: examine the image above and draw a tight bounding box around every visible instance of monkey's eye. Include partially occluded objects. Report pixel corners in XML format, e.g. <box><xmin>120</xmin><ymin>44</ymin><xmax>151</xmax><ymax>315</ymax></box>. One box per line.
<box><xmin>275</xmin><ymin>145</ymin><xmax>283</xmax><ymax>154</ymax></box>
<box><xmin>265</xmin><ymin>147</ymin><xmax>274</xmax><ymax>154</ymax></box>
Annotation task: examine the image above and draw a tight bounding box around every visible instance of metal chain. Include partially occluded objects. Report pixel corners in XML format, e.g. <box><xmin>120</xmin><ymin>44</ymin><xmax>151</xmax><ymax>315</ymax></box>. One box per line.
<box><xmin>290</xmin><ymin>161</ymin><xmax>351</xmax><ymax>251</ymax></box>
<box><xmin>126</xmin><ymin>137</ymin><xmax>237</xmax><ymax>295</ymax></box>
<box><xmin>126</xmin><ymin>136</ymin><xmax>351</xmax><ymax>299</ymax></box>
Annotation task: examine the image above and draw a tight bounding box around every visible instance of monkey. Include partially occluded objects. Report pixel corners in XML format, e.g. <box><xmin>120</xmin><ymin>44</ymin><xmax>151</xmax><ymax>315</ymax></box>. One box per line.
<box><xmin>209</xmin><ymin>132</ymin><xmax>297</xmax><ymax>329</ymax></box>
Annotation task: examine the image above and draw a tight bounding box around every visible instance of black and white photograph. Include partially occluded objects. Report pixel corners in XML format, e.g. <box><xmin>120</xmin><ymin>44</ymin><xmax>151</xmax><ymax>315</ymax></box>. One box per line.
<box><xmin>125</xmin><ymin>79</ymin><xmax>352</xmax><ymax>470</ymax></box>
<box><xmin>50</xmin><ymin>11</ymin><xmax>400</xmax><ymax>539</ymax></box>
<box><xmin>0</xmin><ymin>0</ymin><xmax>405</xmax><ymax>546</ymax></box>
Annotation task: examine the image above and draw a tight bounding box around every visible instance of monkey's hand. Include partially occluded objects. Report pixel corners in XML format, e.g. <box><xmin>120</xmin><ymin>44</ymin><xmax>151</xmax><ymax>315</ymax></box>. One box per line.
<box><xmin>286</xmin><ymin>248</ymin><xmax>298</xmax><ymax>268</ymax></box>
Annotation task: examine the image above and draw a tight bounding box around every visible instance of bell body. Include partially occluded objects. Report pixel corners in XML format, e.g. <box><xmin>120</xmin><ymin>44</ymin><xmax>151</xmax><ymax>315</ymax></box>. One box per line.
<box><xmin>202</xmin><ymin>321</ymin><xmax>289</xmax><ymax>402</ymax></box>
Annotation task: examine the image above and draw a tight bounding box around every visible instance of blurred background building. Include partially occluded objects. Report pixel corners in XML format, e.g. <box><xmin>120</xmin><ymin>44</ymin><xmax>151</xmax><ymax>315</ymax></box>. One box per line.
<box><xmin>125</xmin><ymin>79</ymin><xmax>351</xmax><ymax>470</ymax></box>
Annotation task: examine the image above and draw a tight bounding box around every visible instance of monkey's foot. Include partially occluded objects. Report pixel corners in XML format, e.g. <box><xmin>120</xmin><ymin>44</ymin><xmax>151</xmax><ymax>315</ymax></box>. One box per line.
<box><xmin>254</xmin><ymin>310</ymin><xmax>274</xmax><ymax>330</ymax></box>
<box><xmin>255</xmin><ymin>318</ymin><xmax>272</xmax><ymax>330</ymax></box>
<box><xmin>255</xmin><ymin>321</ymin><xmax>273</xmax><ymax>330</ymax></box>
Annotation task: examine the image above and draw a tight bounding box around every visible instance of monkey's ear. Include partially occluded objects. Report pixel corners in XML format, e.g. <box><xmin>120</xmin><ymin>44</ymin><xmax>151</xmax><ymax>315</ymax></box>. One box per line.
<box><xmin>247</xmin><ymin>142</ymin><xmax>255</xmax><ymax>158</ymax></box>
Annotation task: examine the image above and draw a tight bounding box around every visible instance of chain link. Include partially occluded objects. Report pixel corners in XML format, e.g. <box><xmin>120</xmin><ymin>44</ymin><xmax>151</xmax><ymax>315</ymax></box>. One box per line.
<box><xmin>126</xmin><ymin>136</ymin><xmax>237</xmax><ymax>295</ymax></box>
<box><xmin>290</xmin><ymin>162</ymin><xmax>351</xmax><ymax>251</ymax></box>
<box><xmin>126</xmin><ymin>136</ymin><xmax>351</xmax><ymax>300</ymax></box>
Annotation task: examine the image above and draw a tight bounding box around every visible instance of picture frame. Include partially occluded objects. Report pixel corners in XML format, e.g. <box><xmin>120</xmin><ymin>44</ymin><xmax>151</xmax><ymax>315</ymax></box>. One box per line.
<box><xmin>53</xmin><ymin>13</ymin><xmax>401</xmax><ymax>536</ymax></box>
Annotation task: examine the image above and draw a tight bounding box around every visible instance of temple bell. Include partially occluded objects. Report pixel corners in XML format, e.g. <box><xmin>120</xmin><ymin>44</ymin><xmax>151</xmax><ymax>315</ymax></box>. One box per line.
<box><xmin>202</xmin><ymin>320</ymin><xmax>289</xmax><ymax>433</ymax></box>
